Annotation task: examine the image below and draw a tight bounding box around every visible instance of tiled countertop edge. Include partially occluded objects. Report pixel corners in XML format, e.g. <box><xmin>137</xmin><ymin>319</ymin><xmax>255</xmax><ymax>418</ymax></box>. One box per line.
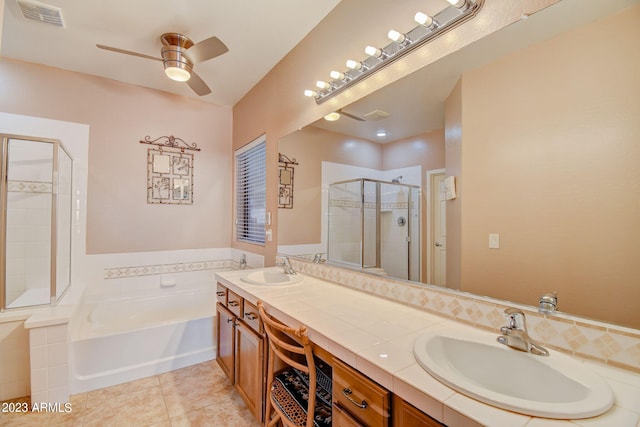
<box><xmin>216</xmin><ymin>269</ymin><xmax>640</xmax><ymax>427</ymax></box>
<box><xmin>289</xmin><ymin>258</ymin><xmax>640</xmax><ymax>374</ymax></box>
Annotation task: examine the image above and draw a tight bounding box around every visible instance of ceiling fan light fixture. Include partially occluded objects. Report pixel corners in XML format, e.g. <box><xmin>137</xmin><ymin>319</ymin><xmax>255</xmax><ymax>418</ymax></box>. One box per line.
<box><xmin>324</xmin><ymin>112</ymin><xmax>341</xmax><ymax>121</ymax></box>
<box><xmin>164</xmin><ymin>64</ymin><xmax>191</xmax><ymax>82</ymax></box>
<box><xmin>162</xmin><ymin>43</ymin><xmax>193</xmax><ymax>82</ymax></box>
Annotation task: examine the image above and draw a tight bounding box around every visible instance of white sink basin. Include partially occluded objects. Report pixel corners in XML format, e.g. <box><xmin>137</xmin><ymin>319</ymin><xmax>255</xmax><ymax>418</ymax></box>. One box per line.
<box><xmin>413</xmin><ymin>327</ymin><xmax>614</xmax><ymax>419</ymax></box>
<box><xmin>240</xmin><ymin>268</ymin><xmax>304</xmax><ymax>286</ymax></box>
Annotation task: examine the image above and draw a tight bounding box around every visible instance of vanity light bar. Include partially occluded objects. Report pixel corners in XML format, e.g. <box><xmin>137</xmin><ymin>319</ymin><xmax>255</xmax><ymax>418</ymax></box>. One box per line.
<box><xmin>305</xmin><ymin>0</ymin><xmax>484</xmax><ymax>104</ymax></box>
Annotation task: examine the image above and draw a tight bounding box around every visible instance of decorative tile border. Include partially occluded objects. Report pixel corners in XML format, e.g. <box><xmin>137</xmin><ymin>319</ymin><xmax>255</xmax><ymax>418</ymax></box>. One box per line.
<box><xmin>7</xmin><ymin>180</ymin><xmax>52</xmax><ymax>193</ymax></box>
<box><xmin>104</xmin><ymin>259</ymin><xmax>238</xmax><ymax>279</ymax></box>
<box><xmin>289</xmin><ymin>258</ymin><xmax>640</xmax><ymax>373</ymax></box>
<box><xmin>328</xmin><ymin>200</ymin><xmax>411</xmax><ymax>210</ymax></box>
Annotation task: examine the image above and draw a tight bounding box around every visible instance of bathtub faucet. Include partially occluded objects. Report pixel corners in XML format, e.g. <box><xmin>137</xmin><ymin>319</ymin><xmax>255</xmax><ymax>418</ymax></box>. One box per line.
<box><xmin>313</xmin><ymin>253</ymin><xmax>326</xmax><ymax>263</ymax></box>
<box><xmin>239</xmin><ymin>253</ymin><xmax>247</xmax><ymax>269</ymax></box>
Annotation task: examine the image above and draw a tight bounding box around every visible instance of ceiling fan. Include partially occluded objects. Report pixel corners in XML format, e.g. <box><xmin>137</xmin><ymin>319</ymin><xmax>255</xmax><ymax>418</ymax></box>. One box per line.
<box><xmin>324</xmin><ymin>109</ymin><xmax>365</xmax><ymax>122</ymax></box>
<box><xmin>96</xmin><ymin>33</ymin><xmax>229</xmax><ymax>96</ymax></box>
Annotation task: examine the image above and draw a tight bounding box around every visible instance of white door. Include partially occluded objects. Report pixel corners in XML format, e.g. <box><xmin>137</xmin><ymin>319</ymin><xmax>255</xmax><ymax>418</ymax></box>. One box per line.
<box><xmin>430</xmin><ymin>172</ymin><xmax>446</xmax><ymax>286</ymax></box>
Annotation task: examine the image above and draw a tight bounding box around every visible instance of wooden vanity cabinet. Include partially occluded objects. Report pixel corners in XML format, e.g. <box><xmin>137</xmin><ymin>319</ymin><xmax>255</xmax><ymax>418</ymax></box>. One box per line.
<box><xmin>216</xmin><ymin>303</ymin><xmax>236</xmax><ymax>382</ymax></box>
<box><xmin>215</xmin><ymin>284</ymin><xmax>265</xmax><ymax>423</ymax></box>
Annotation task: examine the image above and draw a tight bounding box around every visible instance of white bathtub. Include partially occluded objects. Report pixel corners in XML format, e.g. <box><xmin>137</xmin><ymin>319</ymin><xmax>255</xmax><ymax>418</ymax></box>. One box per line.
<box><xmin>69</xmin><ymin>287</ymin><xmax>216</xmax><ymax>393</ymax></box>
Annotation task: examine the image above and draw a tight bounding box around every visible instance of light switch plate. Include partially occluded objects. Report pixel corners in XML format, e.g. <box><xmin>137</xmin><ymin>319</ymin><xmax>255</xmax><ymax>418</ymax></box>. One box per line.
<box><xmin>489</xmin><ymin>233</ymin><xmax>500</xmax><ymax>249</ymax></box>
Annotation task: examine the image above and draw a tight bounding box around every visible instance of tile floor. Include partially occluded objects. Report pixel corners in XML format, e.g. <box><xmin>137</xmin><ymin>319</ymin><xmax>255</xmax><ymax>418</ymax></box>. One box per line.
<box><xmin>0</xmin><ymin>360</ymin><xmax>261</xmax><ymax>427</ymax></box>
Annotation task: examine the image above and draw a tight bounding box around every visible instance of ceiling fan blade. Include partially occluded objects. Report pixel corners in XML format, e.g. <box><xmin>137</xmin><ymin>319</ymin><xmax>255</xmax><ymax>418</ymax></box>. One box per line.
<box><xmin>96</xmin><ymin>44</ymin><xmax>162</xmax><ymax>62</ymax></box>
<box><xmin>185</xmin><ymin>36</ymin><xmax>229</xmax><ymax>63</ymax></box>
<box><xmin>339</xmin><ymin>110</ymin><xmax>365</xmax><ymax>121</ymax></box>
<box><xmin>186</xmin><ymin>70</ymin><xmax>212</xmax><ymax>96</ymax></box>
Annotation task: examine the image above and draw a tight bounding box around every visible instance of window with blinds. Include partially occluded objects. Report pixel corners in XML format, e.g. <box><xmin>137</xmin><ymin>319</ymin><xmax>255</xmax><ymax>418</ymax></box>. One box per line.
<box><xmin>235</xmin><ymin>135</ymin><xmax>266</xmax><ymax>244</ymax></box>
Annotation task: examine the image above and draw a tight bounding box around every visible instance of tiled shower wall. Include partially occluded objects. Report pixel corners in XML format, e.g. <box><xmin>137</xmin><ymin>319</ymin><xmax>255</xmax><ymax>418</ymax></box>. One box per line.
<box><xmin>5</xmin><ymin>186</ymin><xmax>52</xmax><ymax>305</ymax></box>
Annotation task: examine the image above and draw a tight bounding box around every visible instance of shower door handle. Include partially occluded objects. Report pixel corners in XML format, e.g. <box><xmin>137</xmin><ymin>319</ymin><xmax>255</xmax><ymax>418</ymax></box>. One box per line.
<box><xmin>435</xmin><ymin>242</ymin><xmax>443</xmax><ymax>247</ymax></box>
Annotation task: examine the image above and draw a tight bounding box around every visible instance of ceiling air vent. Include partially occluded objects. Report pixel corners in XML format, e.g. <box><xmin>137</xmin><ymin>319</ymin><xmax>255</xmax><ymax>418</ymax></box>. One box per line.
<box><xmin>363</xmin><ymin>109</ymin><xmax>391</xmax><ymax>121</ymax></box>
<box><xmin>17</xmin><ymin>0</ymin><xmax>65</xmax><ymax>28</ymax></box>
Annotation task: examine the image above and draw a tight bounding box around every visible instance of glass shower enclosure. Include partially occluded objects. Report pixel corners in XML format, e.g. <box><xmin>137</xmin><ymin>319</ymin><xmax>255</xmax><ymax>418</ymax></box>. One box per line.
<box><xmin>327</xmin><ymin>178</ymin><xmax>420</xmax><ymax>281</ymax></box>
<box><xmin>0</xmin><ymin>135</ymin><xmax>73</xmax><ymax>310</ymax></box>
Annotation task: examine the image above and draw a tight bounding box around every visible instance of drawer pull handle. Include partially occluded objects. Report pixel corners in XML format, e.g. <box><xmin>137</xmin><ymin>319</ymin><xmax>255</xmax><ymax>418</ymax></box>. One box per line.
<box><xmin>216</xmin><ymin>291</ymin><xmax>225</xmax><ymax>296</ymax></box>
<box><xmin>244</xmin><ymin>312</ymin><xmax>257</xmax><ymax>320</ymax></box>
<box><xmin>228</xmin><ymin>301</ymin><xmax>239</xmax><ymax>307</ymax></box>
<box><xmin>342</xmin><ymin>388</ymin><xmax>368</xmax><ymax>409</ymax></box>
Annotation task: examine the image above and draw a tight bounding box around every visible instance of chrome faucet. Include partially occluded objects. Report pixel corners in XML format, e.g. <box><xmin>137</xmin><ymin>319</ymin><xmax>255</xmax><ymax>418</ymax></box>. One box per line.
<box><xmin>497</xmin><ymin>308</ymin><xmax>549</xmax><ymax>356</ymax></box>
<box><xmin>539</xmin><ymin>292</ymin><xmax>558</xmax><ymax>313</ymax></box>
<box><xmin>278</xmin><ymin>256</ymin><xmax>296</xmax><ymax>275</ymax></box>
<box><xmin>312</xmin><ymin>253</ymin><xmax>326</xmax><ymax>263</ymax></box>
<box><xmin>239</xmin><ymin>253</ymin><xmax>247</xmax><ymax>270</ymax></box>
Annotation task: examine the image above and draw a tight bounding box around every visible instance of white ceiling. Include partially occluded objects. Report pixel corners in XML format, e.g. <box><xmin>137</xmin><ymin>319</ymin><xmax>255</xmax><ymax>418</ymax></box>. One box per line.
<box><xmin>0</xmin><ymin>0</ymin><xmax>341</xmax><ymax>107</ymax></box>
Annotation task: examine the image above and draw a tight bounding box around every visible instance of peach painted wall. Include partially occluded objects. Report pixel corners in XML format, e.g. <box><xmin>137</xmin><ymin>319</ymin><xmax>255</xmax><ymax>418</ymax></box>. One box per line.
<box><xmin>278</xmin><ymin>126</ymin><xmax>382</xmax><ymax>246</ymax></box>
<box><xmin>457</xmin><ymin>6</ymin><xmax>640</xmax><ymax>327</ymax></box>
<box><xmin>0</xmin><ymin>59</ymin><xmax>232</xmax><ymax>254</ymax></box>
<box><xmin>232</xmin><ymin>0</ymin><xmax>552</xmax><ymax>264</ymax></box>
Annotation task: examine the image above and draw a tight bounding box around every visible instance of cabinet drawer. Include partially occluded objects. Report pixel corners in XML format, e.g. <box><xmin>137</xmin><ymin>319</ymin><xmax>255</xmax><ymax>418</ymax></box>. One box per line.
<box><xmin>332</xmin><ymin>358</ymin><xmax>390</xmax><ymax>427</ymax></box>
<box><xmin>227</xmin><ymin>290</ymin><xmax>243</xmax><ymax>317</ymax></box>
<box><xmin>242</xmin><ymin>300</ymin><xmax>262</xmax><ymax>333</ymax></box>
<box><xmin>216</xmin><ymin>283</ymin><xmax>227</xmax><ymax>305</ymax></box>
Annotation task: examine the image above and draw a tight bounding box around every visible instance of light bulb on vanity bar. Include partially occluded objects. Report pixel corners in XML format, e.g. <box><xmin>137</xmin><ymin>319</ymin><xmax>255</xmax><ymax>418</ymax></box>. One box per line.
<box><xmin>330</xmin><ymin>70</ymin><xmax>346</xmax><ymax>80</ymax></box>
<box><xmin>346</xmin><ymin>59</ymin><xmax>363</xmax><ymax>70</ymax></box>
<box><xmin>447</xmin><ymin>0</ymin><xmax>468</xmax><ymax>8</ymax></box>
<box><xmin>414</xmin><ymin>11</ymin><xmax>435</xmax><ymax>27</ymax></box>
<box><xmin>365</xmin><ymin>45</ymin><xmax>384</xmax><ymax>58</ymax></box>
<box><xmin>387</xmin><ymin>29</ymin><xmax>407</xmax><ymax>43</ymax></box>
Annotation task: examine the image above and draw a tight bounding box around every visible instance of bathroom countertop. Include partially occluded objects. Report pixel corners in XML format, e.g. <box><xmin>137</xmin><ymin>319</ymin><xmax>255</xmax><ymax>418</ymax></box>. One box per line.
<box><xmin>215</xmin><ymin>269</ymin><xmax>640</xmax><ymax>427</ymax></box>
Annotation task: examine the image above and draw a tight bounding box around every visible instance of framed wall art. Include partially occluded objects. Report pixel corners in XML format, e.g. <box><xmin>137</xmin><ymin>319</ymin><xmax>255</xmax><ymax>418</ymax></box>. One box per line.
<box><xmin>278</xmin><ymin>152</ymin><xmax>298</xmax><ymax>209</ymax></box>
<box><xmin>147</xmin><ymin>148</ymin><xmax>194</xmax><ymax>204</ymax></box>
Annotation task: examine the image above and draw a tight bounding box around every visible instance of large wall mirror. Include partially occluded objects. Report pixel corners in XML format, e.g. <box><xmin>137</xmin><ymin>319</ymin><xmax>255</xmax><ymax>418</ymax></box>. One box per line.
<box><xmin>278</xmin><ymin>0</ymin><xmax>640</xmax><ymax>329</ymax></box>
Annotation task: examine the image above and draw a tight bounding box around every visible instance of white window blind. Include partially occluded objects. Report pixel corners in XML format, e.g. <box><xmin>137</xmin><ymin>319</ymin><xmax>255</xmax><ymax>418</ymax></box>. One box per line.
<box><xmin>235</xmin><ymin>135</ymin><xmax>266</xmax><ymax>244</ymax></box>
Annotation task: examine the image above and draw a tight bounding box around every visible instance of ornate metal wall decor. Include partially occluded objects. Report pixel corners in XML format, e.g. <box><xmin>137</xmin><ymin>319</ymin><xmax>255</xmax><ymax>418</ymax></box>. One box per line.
<box><xmin>141</xmin><ymin>135</ymin><xmax>198</xmax><ymax>205</ymax></box>
<box><xmin>278</xmin><ymin>152</ymin><xmax>298</xmax><ymax>209</ymax></box>
<box><xmin>140</xmin><ymin>135</ymin><xmax>201</xmax><ymax>152</ymax></box>
<box><xmin>147</xmin><ymin>148</ymin><xmax>194</xmax><ymax>204</ymax></box>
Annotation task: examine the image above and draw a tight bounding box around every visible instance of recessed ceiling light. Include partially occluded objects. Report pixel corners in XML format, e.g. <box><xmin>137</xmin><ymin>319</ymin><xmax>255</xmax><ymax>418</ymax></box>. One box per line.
<box><xmin>376</xmin><ymin>130</ymin><xmax>387</xmax><ymax>137</ymax></box>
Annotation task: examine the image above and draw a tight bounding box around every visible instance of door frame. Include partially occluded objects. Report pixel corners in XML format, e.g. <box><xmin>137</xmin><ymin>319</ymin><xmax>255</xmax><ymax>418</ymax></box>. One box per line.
<box><xmin>426</xmin><ymin>168</ymin><xmax>445</xmax><ymax>285</ymax></box>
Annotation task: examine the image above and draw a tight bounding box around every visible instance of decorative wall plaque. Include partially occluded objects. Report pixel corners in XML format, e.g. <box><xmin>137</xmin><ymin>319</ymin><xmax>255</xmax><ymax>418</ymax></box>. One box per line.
<box><xmin>278</xmin><ymin>152</ymin><xmax>298</xmax><ymax>209</ymax></box>
<box><xmin>147</xmin><ymin>148</ymin><xmax>194</xmax><ymax>204</ymax></box>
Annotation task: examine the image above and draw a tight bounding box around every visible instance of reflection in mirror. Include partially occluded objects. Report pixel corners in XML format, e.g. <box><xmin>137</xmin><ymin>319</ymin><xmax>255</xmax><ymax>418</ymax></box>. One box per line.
<box><xmin>327</xmin><ymin>178</ymin><xmax>421</xmax><ymax>281</ymax></box>
<box><xmin>173</xmin><ymin>178</ymin><xmax>190</xmax><ymax>200</ymax></box>
<box><xmin>278</xmin><ymin>0</ymin><xmax>640</xmax><ymax>328</ymax></box>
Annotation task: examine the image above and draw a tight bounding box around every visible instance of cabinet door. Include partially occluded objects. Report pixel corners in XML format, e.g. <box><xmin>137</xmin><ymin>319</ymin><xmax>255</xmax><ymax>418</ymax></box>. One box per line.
<box><xmin>216</xmin><ymin>303</ymin><xmax>236</xmax><ymax>383</ymax></box>
<box><xmin>235</xmin><ymin>319</ymin><xmax>265</xmax><ymax>422</ymax></box>
<box><xmin>392</xmin><ymin>395</ymin><xmax>444</xmax><ymax>427</ymax></box>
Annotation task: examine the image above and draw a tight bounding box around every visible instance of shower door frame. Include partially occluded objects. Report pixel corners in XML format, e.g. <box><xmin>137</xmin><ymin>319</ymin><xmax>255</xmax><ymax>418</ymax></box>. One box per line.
<box><xmin>327</xmin><ymin>178</ymin><xmax>420</xmax><ymax>279</ymax></box>
<box><xmin>0</xmin><ymin>134</ymin><xmax>73</xmax><ymax>311</ymax></box>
